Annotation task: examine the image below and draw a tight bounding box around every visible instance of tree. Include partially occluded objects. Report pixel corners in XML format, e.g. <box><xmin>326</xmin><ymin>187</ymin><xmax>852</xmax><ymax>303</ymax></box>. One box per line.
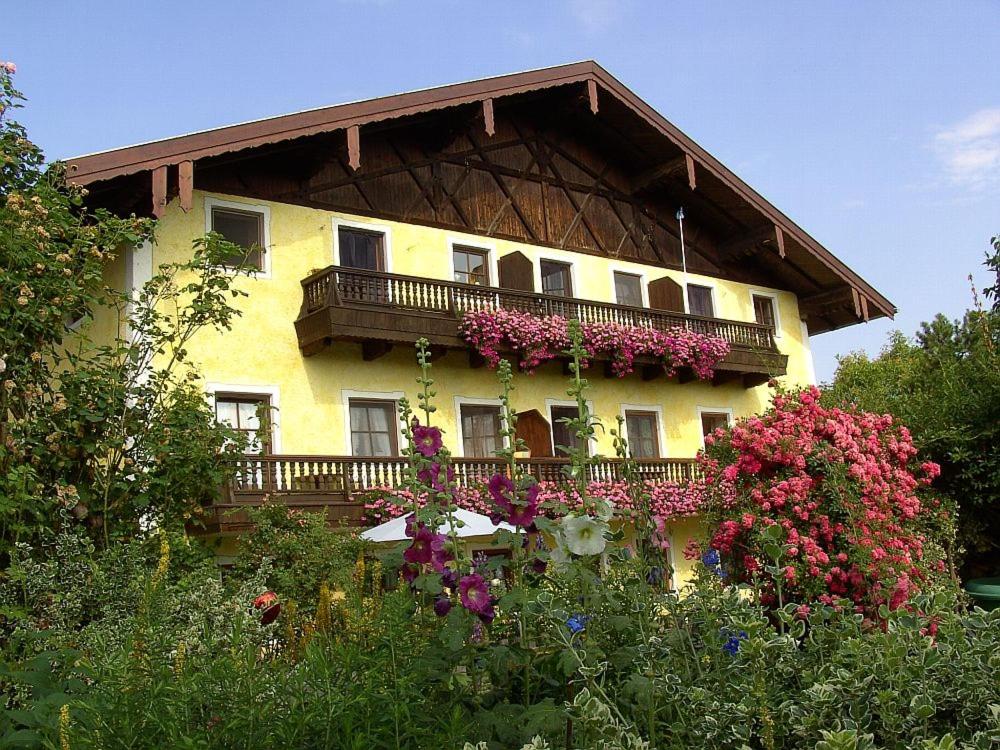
<box><xmin>825</xmin><ymin>238</ymin><xmax>1000</xmax><ymax>577</ymax></box>
<box><xmin>0</xmin><ymin>64</ymin><xmax>251</xmax><ymax>555</ymax></box>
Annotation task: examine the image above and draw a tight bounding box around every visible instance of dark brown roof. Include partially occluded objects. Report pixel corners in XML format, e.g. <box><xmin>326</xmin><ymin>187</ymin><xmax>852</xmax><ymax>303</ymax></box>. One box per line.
<box><xmin>64</xmin><ymin>61</ymin><xmax>894</xmax><ymax>323</ymax></box>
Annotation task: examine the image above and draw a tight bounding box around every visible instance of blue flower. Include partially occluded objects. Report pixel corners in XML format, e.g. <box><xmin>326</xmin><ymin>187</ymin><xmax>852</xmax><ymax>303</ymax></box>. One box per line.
<box><xmin>566</xmin><ymin>614</ymin><xmax>590</xmax><ymax>635</ymax></box>
<box><xmin>701</xmin><ymin>548</ymin><xmax>721</xmax><ymax>566</ymax></box>
<box><xmin>721</xmin><ymin>629</ymin><xmax>748</xmax><ymax>656</ymax></box>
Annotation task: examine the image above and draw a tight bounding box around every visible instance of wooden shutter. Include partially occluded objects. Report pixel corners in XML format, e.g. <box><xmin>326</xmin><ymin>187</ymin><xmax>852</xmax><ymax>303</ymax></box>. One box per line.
<box><xmin>498</xmin><ymin>251</ymin><xmax>535</xmax><ymax>292</ymax></box>
<box><xmin>647</xmin><ymin>276</ymin><xmax>684</xmax><ymax>313</ymax></box>
<box><xmin>515</xmin><ymin>409</ymin><xmax>553</xmax><ymax>457</ymax></box>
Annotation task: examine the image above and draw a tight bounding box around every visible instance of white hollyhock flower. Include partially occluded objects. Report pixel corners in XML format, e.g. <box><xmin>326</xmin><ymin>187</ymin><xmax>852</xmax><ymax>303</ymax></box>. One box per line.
<box><xmin>561</xmin><ymin>514</ymin><xmax>608</xmax><ymax>556</ymax></box>
<box><xmin>592</xmin><ymin>498</ymin><xmax>615</xmax><ymax>522</ymax></box>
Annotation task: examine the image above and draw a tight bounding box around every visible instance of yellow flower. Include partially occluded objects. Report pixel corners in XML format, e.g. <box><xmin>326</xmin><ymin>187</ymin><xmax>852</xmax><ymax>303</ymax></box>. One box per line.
<box><xmin>173</xmin><ymin>641</ymin><xmax>186</xmax><ymax>677</ymax></box>
<box><xmin>59</xmin><ymin>704</ymin><xmax>71</xmax><ymax>750</ymax></box>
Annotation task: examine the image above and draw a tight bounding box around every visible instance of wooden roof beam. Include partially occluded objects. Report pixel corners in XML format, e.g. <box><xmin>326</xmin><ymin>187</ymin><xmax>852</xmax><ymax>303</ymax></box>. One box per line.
<box><xmin>347</xmin><ymin>125</ymin><xmax>361</xmax><ymax>171</ymax></box>
<box><xmin>482</xmin><ymin>98</ymin><xmax>495</xmax><ymax>137</ymax></box>
<box><xmin>717</xmin><ymin>224</ymin><xmax>780</xmax><ymax>260</ymax></box>
<box><xmin>630</xmin><ymin>155</ymin><xmax>686</xmax><ymax>192</ymax></box>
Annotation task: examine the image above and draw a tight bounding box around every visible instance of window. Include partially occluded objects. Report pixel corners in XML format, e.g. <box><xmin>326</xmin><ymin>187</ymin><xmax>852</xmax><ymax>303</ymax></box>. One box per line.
<box><xmin>214</xmin><ymin>393</ymin><xmax>271</xmax><ymax>454</ymax></box>
<box><xmin>551</xmin><ymin>405</ymin><xmax>589</xmax><ymax>456</ymax></box>
<box><xmin>338</xmin><ymin>227</ymin><xmax>385</xmax><ymax>270</ymax></box>
<box><xmin>460</xmin><ymin>404</ymin><xmax>502</xmax><ymax>458</ymax></box>
<box><xmin>210</xmin><ymin>207</ymin><xmax>265</xmax><ymax>270</ymax></box>
<box><xmin>700</xmin><ymin>411</ymin><xmax>731</xmax><ymax>439</ymax></box>
<box><xmin>625</xmin><ymin>410</ymin><xmax>660</xmax><ymax>459</ymax></box>
<box><xmin>752</xmin><ymin>294</ymin><xmax>777</xmax><ymax>332</ymax></box>
<box><xmin>540</xmin><ymin>260</ymin><xmax>573</xmax><ymax>297</ymax></box>
<box><xmin>349</xmin><ymin>399</ymin><xmax>398</xmax><ymax>456</ymax></box>
<box><xmin>614</xmin><ymin>272</ymin><xmax>643</xmax><ymax>307</ymax></box>
<box><xmin>687</xmin><ymin>284</ymin><xmax>715</xmax><ymax>318</ymax></box>
<box><xmin>453</xmin><ymin>246</ymin><xmax>490</xmax><ymax>286</ymax></box>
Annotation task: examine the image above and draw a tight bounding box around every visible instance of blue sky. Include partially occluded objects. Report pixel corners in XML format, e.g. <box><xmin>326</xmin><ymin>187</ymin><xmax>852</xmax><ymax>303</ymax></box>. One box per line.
<box><xmin>6</xmin><ymin>1</ymin><xmax>998</xmax><ymax>380</ymax></box>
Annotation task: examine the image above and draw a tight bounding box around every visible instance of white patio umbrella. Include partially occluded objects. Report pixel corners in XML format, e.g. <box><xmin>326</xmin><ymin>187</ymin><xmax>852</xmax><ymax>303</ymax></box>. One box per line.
<box><xmin>361</xmin><ymin>508</ymin><xmax>517</xmax><ymax>543</ymax></box>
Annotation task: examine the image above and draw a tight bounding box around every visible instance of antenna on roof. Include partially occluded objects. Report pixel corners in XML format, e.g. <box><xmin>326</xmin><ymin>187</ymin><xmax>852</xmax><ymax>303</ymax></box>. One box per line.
<box><xmin>677</xmin><ymin>207</ymin><xmax>690</xmax><ymax>314</ymax></box>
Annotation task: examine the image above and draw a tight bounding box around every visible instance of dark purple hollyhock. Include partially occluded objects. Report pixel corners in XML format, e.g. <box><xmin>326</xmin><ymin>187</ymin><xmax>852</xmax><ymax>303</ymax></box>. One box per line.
<box><xmin>433</xmin><ymin>595</ymin><xmax>452</xmax><ymax>617</ymax></box>
<box><xmin>458</xmin><ymin>573</ymin><xmax>492</xmax><ymax>616</ymax></box>
<box><xmin>403</xmin><ymin>523</ymin><xmax>436</xmax><ymax>565</ymax></box>
<box><xmin>412</xmin><ymin>425</ymin><xmax>443</xmax><ymax>457</ymax></box>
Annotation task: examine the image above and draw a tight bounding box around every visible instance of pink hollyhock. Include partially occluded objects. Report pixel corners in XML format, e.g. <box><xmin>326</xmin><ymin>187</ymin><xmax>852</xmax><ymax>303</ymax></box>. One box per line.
<box><xmin>412</xmin><ymin>425</ymin><xmax>443</xmax><ymax>457</ymax></box>
<box><xmin>1</xmin><ymin>62</ymin><xmax>15</xmax><ymax>74</ymax></box>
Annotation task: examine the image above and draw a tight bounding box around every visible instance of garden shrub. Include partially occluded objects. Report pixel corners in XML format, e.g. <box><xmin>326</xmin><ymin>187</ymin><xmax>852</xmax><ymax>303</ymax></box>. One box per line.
<box><xmin>701</xmin><ymin>385</ymin><xmax>953</xmax><ymax>617</ymax></box>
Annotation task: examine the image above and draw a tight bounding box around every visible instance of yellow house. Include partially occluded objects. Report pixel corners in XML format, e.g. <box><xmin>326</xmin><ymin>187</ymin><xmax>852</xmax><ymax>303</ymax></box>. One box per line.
<box><xmin>66</xmin><ymin>62</ymin><xmax>894</xmax><ymax>577</ymax></box>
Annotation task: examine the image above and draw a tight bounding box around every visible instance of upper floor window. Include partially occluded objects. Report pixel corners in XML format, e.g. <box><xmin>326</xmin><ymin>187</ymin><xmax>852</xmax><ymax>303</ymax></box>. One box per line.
<box><xmin>210</xmin><ymin>206</ymin><xmax>265</xmax><ymax>270</ymax></box>
<box><xmin>541</xmin><ymin>260</ymin><xmax>573</xmax><ymax>297</ymax></box>
<box><xmin>349</xmin><ymin>399</ymin><xmax>398</xmax><ymax>456</ymax></box>
<box><xmin>625</xmin><ymin>410</ymin><xmax>660</xmax><ymax>459</ymax></box>
<box><xmin>461</xmin><ymin>404</ymin><xmax>502</xmax><ymax>457</ymax></box>
<box><xmin>215</xmin><ymin>393</ymin><xmax>271</xmax><ymax>454</ymax></box>
<box><xmin>551</xmin><ymin>405</ymin><xmax>589</xmax><ymax>456</ymax></box>
<box><xmin>339</xmin><ymin>227</ymin><xmax>386</xmax><ymax>270</ymax></box>
<box><xmin>453</xmin><ymin>246</ymin><xmax>490</xmax><ymax>286</ymax></box>
<box><xmin>687</xmin><ymin>284</ymin><xmax>715</xmax><ymax>318</ymax></box>
<box><xmin>614</xmin><ymin>271</ymin><xmax>643</xmax><ymax>307</ymax></box>
<box><xmin>699</xmin><ymin>411</ymin><xmax>731</xmax><ymax>439</ymax></box>
<box><xmin>752</xmin><ymin>293</ymin><xmax>778</xmax><ymax>332</ymax></box>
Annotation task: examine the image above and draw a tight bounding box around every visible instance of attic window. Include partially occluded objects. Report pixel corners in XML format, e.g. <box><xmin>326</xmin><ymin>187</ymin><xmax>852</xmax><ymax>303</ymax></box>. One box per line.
<box><xmin>210</xmin><ymin>207</ymin><xmax>265</xmax><ymax>270</ymax></box>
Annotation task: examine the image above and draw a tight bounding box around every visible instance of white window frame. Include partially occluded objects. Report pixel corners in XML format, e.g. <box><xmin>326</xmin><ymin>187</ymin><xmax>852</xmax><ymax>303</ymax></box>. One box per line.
<box><xmin>545</xmin><ymin>398</ymin><xmax>598</xmax><ymax>456</ymax></box>
<box><xmin>608</xmin><ymin>265</ymin><xmax>649</xmax><ymax>308</ymax></box>
<box><xmin>454</xmin><ymin>396</ymin><xmax>507</xmax><ymax>458</ymax></box>
<box><xmin>342</xmin><ymin>389</ymin><xmax>406</xmax><ymax>456</ymax></box>
<box><xmin>695</xmin><ymin>406</ymin><xmax>734</xmax><ymax>450</ymax></box>
<box><xmin>204</xmin><ymin>196</ymin><xmax>272</xmax><ymax>278</ymax></box>
<box><xmin>448</xmin><ymin>237</ymin><xmax>499</xmax><ymax>287</ymax></box>
<box><xmin>535</xmin><ymin>255</ymin><xmax>579</xmax><ymax>298</ymax></box>
<box><xmin>332</xmin><ymin>217</ymin><xmax>394</xmax><ymax>272</ymax></box>
<box><xmin>205</xmin><ymin>382</ymin><xmax>282</xmax><ymax>454</ymax></box>
<box><xmin>619</xmin><ymin>403</ymin><xmax>667</xmax><ymax>459</ymax></box>
<box><xmin>749</xmin><ymin>289</ymin><xmax>782</xmax><ymax>339</ymax></box>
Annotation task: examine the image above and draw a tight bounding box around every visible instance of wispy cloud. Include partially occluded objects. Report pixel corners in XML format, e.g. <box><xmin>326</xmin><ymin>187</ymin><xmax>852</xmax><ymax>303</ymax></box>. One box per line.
<box><xmin>566</xmin><ymin>0</ymin><xmax>624</xmax><ymax>34</ymax></box>
<box><xmin>933</xmin><ymin>107</ymin><xmax>1000</xmax><ymax>190</ymax></box>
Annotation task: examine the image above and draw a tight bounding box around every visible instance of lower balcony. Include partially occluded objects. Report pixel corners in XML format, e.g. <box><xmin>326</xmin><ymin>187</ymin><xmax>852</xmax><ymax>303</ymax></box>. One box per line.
<box><xmin>295</xmin><ymin>267</ymin><xmax>788</xmax><ymax>387</ymax></box>
<box><xmin>199</xmin><ymin>454</ymin><xmax>698</xmax><ymax>534</ymax></box>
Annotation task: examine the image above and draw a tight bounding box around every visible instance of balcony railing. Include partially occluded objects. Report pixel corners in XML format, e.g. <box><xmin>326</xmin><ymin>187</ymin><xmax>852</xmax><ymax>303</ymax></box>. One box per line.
<box><xmin>297</xmin><ymin>265</ymin><xmax>780</xmax><ymax>354</ymax></box>
<box><xmin>200</xmin><ymin>454</ymin><xmax>698</xmax><ymax>533</ymax></box>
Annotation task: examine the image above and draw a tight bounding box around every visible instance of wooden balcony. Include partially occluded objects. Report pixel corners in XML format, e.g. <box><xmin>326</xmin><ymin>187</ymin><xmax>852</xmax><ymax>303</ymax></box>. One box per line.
<box><xmin>199</xmin><ymin>454</ymin><xmax>697</xmax><ymax>534</ymax></box>
<box><xmin>295</xmin><ymin>266</ymin><xmax>787</xmax><ymax>386</ymax></box>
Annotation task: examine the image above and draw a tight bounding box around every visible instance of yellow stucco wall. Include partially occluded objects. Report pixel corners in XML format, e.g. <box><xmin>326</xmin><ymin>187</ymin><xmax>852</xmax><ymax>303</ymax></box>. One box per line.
<box><xmin>135</xmin><ymin>190</ymin><xmax>819</xmax><ymax>579</ymax></box>
<box><xmin>151</xmin><ymin>190</ymin><xmax>814</xmax><ymax>457</ymax></box>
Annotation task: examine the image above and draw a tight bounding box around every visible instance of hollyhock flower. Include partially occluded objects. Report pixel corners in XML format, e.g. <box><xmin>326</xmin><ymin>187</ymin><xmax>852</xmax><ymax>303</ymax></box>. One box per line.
<box><xmin>488</xmin><ymin>473</ymin><xmax>515</xmax><ymax>509</ymax></box>
<box><xmin>430</xmin><ymin>535</ymin><xmax>453</xmax><ymax>572</ymax></box>
<box><xmin>1</xmin><ymin>62</ymin><xmax>15</xmax><ymax>74</ymax></box>
<box><xmin>528</xmin><ymin>556</ymin><xmax>548</xmax><ymax>575</ymax></box>
<box><xmin>418</xmin><ymin>462</ymin><xmax>455</xmax><ymax>493</ymax></box>
<box><xmin>458</xmin><ymin>573</ymin><xmax>492</xmax><ymax>616</ymax></box>
<box><xmin>403</xmin><ymin>523</ymin><xmax>436</xmax><ymax>565</ymax></box>
<box><xmin>412</xmin><ymin>425</ymin><xmax>443</xmax><ymax>457</ymax></box>
<box><xmin>441</xmin><ymin>568</ymin><xmax>458</xmax><ymax>589</ymax></box>
<box><xmin>433</xmin><ymin>595</ymin><xmax>452</xmax><ymax>617</ymax></box>
<box><xmin>400</xmin><ymin>564</ymin><xmax>419</xmax><ymax>584</ymax></box>
<box><xmin>561</xmin><ymin>514</ymin><xmax>608</xmax><ymax>556</ymax></box>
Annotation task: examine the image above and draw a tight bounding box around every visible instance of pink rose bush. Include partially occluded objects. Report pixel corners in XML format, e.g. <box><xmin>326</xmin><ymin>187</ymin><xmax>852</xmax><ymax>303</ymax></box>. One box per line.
<box><xmin>459</xmin><ymin>309</ymin><xmax>729</xmax><ymax>379</ymax></box>
<box><xmin>700</xmin><ymin>385</ymin><xmax>950</xmax><ymax>618</ymax></box>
